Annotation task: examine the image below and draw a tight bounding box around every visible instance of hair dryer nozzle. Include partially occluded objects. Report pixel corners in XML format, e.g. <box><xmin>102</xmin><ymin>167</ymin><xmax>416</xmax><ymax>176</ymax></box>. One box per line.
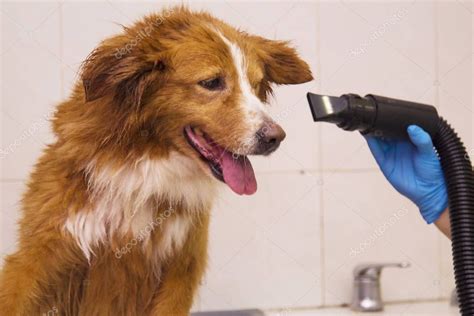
<box><xmin>306</xmin><ymin>93</ymin><xmax>348</xmax><ymax>122</ymax></box>
<box><xmin>306</xmin><ymin>92</ymin><xmax>376</xmax><ymax>133</ymax></box>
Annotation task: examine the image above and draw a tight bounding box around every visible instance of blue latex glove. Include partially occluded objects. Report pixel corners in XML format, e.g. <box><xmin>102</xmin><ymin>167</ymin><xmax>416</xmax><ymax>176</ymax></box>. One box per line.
<box><xmin>365</xmin><ymin>125</ymin><xmax>448</xmax><ymax>224</ymax></box>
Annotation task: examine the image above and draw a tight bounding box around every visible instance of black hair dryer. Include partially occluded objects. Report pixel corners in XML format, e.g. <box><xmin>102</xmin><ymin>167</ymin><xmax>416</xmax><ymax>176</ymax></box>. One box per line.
<box><xmin>307</xmin><ymin>92</ymin><xmax>440</xmax><ymax>140</ymax></box>
<box><xmin>307</xmin><ymin>92</ymin><xmax>474</xmax><ymax>316</ymax></box>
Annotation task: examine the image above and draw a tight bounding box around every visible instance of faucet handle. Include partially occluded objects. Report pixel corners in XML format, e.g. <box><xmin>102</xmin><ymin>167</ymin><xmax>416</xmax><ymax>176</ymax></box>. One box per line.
<box><xmin>353</xmin><ymin>262</ymin><xmax>410</xmax><ymax>280</ymax></box>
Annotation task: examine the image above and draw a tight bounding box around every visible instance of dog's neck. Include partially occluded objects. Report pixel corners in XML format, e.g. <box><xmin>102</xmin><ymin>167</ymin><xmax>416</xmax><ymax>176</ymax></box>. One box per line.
<box><xmin>65</xmin><ymin>151</ymin><xmax>217</xmax><ymax>261</ymax></box>
<box><xmin>85</xmin><ymin>151</ymin><xmax>217</xmax><ymax>211</ymax></box>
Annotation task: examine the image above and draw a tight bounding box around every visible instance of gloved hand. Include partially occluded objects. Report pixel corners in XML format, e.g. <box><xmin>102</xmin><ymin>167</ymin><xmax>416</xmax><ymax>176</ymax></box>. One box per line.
<box><xmin>365</xmin><ymin>125</ymin><xmax>448</xmax><ymax>224</ymax></box>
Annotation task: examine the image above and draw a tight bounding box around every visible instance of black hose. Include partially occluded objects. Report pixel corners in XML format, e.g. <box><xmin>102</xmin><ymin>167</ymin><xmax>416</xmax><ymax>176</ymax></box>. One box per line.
<box><xmin>433</xmin><ymin>118</ymin><xmax>474</xmax><ymax>316</ymax></box>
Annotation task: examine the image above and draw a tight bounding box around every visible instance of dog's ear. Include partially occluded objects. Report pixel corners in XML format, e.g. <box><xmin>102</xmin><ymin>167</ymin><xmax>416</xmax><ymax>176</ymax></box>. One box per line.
<box><xmin>254</xmin><ymin>37</ymin><xmax>313</xmax><ymax>85</ymax></box>
<box><xmin>81</xmin><ymin>40</ymin><xmax>163</xmax><ymax>109</ymax></box>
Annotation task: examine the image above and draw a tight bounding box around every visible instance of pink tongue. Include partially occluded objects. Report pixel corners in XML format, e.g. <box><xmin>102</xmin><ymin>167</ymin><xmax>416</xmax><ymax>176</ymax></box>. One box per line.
<box><xmin>220</xmin><ymin>151</ymin><xmax>257</xmax><ymax>195</ymax></box>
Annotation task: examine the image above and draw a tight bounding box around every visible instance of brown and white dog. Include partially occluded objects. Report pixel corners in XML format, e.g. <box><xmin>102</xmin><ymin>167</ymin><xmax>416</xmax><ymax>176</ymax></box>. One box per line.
<box><xmin>0</xmin><ymin>7</ymin><xmax>312</xmax><ymax>316</ymax></box>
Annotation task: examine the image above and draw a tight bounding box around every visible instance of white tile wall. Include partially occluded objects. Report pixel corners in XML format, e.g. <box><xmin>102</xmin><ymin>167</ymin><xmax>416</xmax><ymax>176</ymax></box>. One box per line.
<box><xmin>322</xmin><ymin>171</ymin><xmax>441</xmax><ymax>304</ymax></box>
<box><xmin>1</xmin><ymin>0</ymin><xmax>471</xmax><ymax>312</ymax></box>
<box><xmin>1</xmin><ymin>1</ymin><xmax>61</xmax><ymax>180</ymax></box>
<box><xmin>0</xmin><ymin>181</ymin><xmax>22</xmax><ymax>256</ymax></box>
<box><xmin>319</xmin><ymin>1</ymin><xmax>438</xmax><ymax>171</ymax></box>
<box><xmin>199</xmin><ymin>172</ymin><xmax>322</xmax><ymax>311</ymax></box>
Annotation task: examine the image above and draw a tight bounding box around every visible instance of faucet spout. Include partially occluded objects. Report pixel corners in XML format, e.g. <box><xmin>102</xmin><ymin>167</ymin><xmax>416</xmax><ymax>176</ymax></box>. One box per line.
<box><xmin>350</xmin><ymin>262</ymin><xmax>410</xmax><ymax>312</ymax></box>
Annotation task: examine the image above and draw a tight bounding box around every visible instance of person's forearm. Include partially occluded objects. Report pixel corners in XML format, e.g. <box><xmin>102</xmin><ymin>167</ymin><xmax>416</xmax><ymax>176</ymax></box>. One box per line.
<box><xmin>435</xmin><ymin>208</ymin><xmax>451</xmax><ymax>239</ymax></box>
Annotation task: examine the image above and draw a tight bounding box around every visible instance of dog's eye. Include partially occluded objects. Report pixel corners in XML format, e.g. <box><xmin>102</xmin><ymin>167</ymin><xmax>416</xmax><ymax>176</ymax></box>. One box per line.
<box><xmin>198</xmin><ymin>77</ymin><xmax>225</xmax><ymax>91</ymax></box>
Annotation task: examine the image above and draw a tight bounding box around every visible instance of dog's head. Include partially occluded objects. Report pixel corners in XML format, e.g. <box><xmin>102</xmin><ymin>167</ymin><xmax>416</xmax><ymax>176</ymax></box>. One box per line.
<box><xmin>78</xmin><ymin>7</ymin><xmax>312</xmax><ymax>195</ymax></box>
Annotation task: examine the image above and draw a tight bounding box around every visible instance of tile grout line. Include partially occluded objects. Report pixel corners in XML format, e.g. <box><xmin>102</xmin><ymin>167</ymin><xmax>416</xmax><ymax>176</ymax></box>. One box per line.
<box><xmin>0</xmin><ymin>168</ymin><xmax>382</xmax><ymax>183</ymax></box>
<box><xmin>59</xmin><ymin>0</ymin><xmax>64</xmax><ymax>100</ymax></box>
<box><xmin>314</xmin><ymin>0</ymin><xmax>326</xmax><ymax>308</ymax></box>
<box><xmin>0</xmin><ymin>179</ymin><xmax>27</xmax><ymax>183</ymax></box>
<box><xmin>434</xmin><ymin>0</ymin><xmax>444</xmax><ymax>300</ymax></box>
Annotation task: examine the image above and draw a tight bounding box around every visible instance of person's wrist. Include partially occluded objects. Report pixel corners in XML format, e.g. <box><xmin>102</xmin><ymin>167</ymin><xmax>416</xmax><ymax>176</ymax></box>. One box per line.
<box><xmin>417</xmin><ymin>186</ymin><xmax>449</xmax><ymax>224</ymax></box>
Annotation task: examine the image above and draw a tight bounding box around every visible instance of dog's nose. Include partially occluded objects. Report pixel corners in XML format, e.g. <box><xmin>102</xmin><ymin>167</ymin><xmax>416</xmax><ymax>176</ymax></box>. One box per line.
<box><xmin>255</xmin><ymin>121</ymin><xmax>286</xmax><ymax>155</ymax></box>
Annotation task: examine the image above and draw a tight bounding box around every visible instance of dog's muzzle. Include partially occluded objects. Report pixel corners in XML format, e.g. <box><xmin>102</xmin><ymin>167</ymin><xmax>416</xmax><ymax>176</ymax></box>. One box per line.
<box><xmin>253</xmin><ymin>121</ymin><xmax>286</xmax><ymax>155</ymax></box>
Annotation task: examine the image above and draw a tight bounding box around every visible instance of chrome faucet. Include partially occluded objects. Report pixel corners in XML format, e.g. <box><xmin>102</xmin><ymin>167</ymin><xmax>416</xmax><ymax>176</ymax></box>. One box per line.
<box><xmin>350</xmin><ymin>262</ymin><xmax>410</xmax><ymax>312</ymax></box>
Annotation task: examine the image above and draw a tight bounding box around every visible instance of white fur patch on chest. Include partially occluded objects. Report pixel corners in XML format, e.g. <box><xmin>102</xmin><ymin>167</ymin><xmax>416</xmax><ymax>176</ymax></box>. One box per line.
<box><xmin>156</xmin><ymin>214</ymin><xmax>192</xmax><ymax>259</ymax></box>
<box><xmin>64</xmin><ymin>152</ymin><xmax>216</xmax><ymax>261</ymax></box>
